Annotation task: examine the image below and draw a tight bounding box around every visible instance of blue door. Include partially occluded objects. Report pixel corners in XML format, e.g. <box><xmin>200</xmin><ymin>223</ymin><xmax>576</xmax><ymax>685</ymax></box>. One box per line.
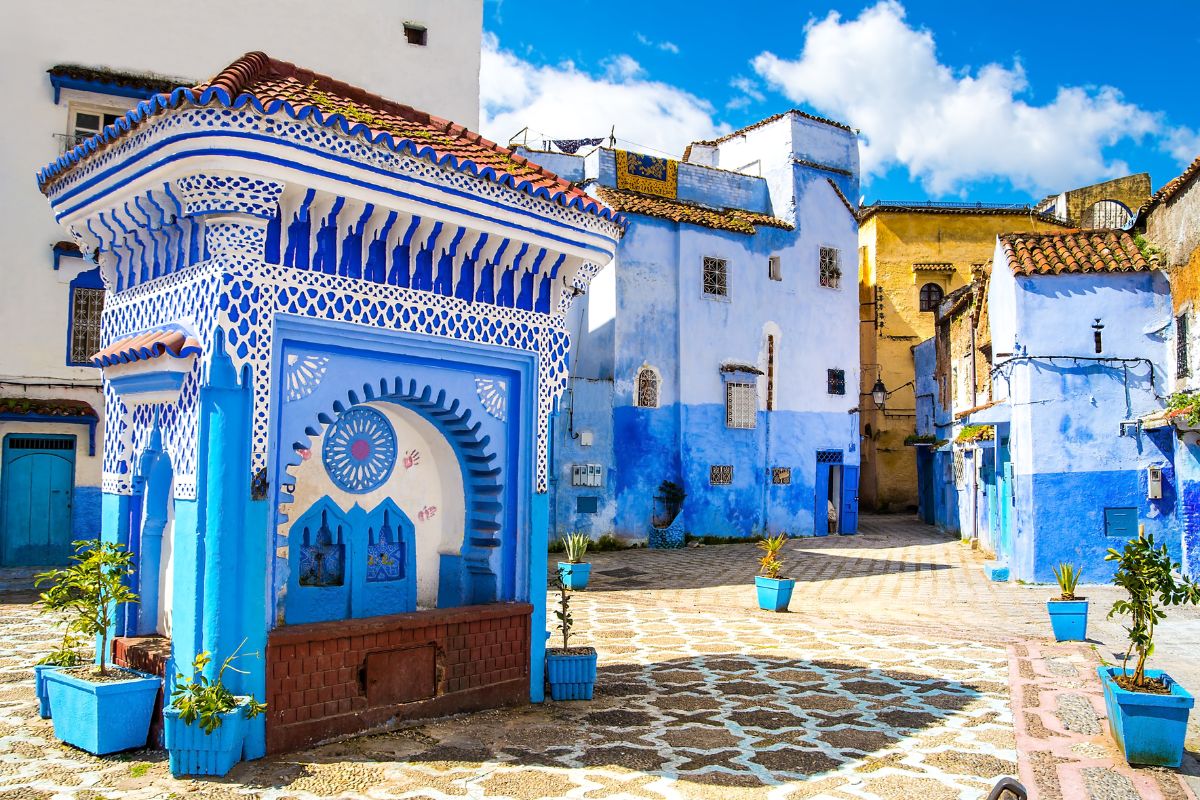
<box><xmin>840</xmin><ymin>465</ymin><xmax>859</xmax><ymax>534</ymax></box>
<box><xmin>1</xmin><ymin>435</ymin><xmax>76</xmax><ymax>566</ymax></box>
<box><xmin>814</xmin><ymin>450</ymin><xmax>843</xmax><ymax>536</ymax></box>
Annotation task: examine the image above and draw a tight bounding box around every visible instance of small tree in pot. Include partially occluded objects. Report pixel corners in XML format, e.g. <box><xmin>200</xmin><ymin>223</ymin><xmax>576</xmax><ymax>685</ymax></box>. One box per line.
<box><xmin>1046</xmin><ymin>563</ymin><xmax>1088</xmax><ymax>641</ymax></box>
<box><xmin>1098</xmin><ymin>526</ymin><xmax>1200</xmax><ymax>766</ymax></box>
<box><xmin>544</xmin><ymin>573</ymin><xmax>597</xmax><ymax>700</ymax></box>
<box><xmin>556</xmin><ymin>533</ymin><xmax>592</xmax><ymax>590</ymax></box>
<box><xmin>754</xmin><ymin>534</ymin><xmax>795</xmax><ymax>612</ymax></box>
<box><xmin>35</xmin><ymin>540</ymin><xmax>161</xmax><ymax>754</ymax></box>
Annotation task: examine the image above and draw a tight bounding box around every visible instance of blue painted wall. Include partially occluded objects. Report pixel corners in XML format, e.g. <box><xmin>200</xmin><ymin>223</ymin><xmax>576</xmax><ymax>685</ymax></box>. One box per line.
<box><xmin>1173</xmin><ymin>435</ymin><xmax>1200</xmax><ymax>580</ymax></box>
<box><xmin>989</xmin><ymin>263</ymin><xmax>1178</xmax><ymax>583</ymax></box>
<box><xmin>551</xmin><ymin>116</ymin><xmax>862</xmax><ymax>541</ymax></box>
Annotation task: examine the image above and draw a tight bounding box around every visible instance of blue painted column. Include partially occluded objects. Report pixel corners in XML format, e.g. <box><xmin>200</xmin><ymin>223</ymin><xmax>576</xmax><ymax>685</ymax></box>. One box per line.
<box><xmin>529</xmin><ymin>492</ymin><xmax>549</xmax><ymax>703</ymax></box>
<box><xmin>99</xmin><ymin>492</ymin><xmax>130</xmax><ymax>666</ymax></box>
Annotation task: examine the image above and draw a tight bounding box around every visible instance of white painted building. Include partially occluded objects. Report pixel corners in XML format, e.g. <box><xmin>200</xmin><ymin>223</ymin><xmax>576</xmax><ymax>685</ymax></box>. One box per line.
<box><xmin>0</xmin><ymin>0</ymin><xmax>482</xmax><ymax>566</ymax></box>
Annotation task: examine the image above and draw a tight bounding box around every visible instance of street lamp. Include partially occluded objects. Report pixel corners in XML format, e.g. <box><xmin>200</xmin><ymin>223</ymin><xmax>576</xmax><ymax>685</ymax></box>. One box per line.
<box><xmin>871</xmin><ymin>377</ymin><xmax>887</xmax><ymax>409</ymax></box>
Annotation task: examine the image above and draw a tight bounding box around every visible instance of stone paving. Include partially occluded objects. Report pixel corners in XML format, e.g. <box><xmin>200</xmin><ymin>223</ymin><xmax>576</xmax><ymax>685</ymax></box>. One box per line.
<box><xmin>0</xmin><ymin>515</ymin><xmax>1195</xmax><ymax>799</ymax></box>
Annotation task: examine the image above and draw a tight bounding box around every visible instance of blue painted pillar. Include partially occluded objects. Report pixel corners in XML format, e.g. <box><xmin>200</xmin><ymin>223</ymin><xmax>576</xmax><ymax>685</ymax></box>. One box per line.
<box><xmin>99</xmin><ymin>492</ymin><xmax>130</xmax><ymax>667</ymax></box>
<box><xmin>529</xmin><ymin>491</ymin><xmax>548</xmax><ymax>703</ymax></box>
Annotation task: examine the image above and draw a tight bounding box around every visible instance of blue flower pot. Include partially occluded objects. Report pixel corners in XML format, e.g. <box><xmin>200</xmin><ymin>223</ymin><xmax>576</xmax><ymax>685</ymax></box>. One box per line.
<box><xmin>44</xmin><ymin>667</ymin><xmax>160</xmax><ymax>755</ymax></box>
<box><xmin>34</xmin><ymin>665</ymin><xmax>60</xmax><ymax>719</ymax></box>
<box><xmin>1047</xmin><ymin>599</ymin><xmax>1088</xmax><ymax>641</ymax></box>
<box><xmin>164</xmin><ymin>704</ymin><xmax>248</xmax><ymax>777</ymax></box>
<box><xmin>1098</xmin><ymin>666</ymin><xmax>1194</xmax><ymax>767</ymax></box>
<box><xmin>755</xmin><ymin>576</ymin><xmax>795</xmax><ymax>612</ymax></box>
<box><xmin>558</xmin><ymin>562</ymin><xmax>591</xmax><ymax>590</ymax></box>
<box><xmin>546</xmin><ymin>648</ymin><xmax>597</xmax><ymax>700</ymax></box>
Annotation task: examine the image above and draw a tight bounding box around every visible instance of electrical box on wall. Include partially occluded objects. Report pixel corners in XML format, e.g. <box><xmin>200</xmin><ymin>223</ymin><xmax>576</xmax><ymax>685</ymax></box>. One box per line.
<box><xmin>1147</xmin><ymin>466</ymin><xmax>1163</xmax><ymax>500</ymax></box>
<box><xmin>580</xmin><ymin>430</ymin><xmax>594</xmax><ymax>447</ymax></box>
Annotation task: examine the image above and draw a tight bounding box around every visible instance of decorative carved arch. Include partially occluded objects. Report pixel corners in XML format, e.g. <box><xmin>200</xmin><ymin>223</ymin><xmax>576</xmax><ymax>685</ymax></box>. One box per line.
<box><xmin>279</xmin><ymin>376</ymin><xmax>505</xmax><ymax>606</ymax></box>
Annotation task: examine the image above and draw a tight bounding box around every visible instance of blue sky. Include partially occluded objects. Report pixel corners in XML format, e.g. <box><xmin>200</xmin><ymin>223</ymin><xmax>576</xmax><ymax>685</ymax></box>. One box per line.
<box><xmin>481</xmin><ymin>0</ymin><xmax>1200</xmax><ymax>204</ymax></box>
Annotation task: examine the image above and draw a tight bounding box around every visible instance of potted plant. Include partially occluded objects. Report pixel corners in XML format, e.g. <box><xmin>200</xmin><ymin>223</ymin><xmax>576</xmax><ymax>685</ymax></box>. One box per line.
<box><xmin>544</xmin><ymin>573</ymin><xmax>597</xmax><ymax>700</ymax></box>
<box><xmin>164</xmin><ymin>642</ymin><xmax>267</xmax><ymax>777</ymax></box>
<box><xmin>649</xmin><ymin>480</ymin><xmax>686</xmax><ymax>549</ymax></box>
<box><xmin>33</xmin><ymin>633</ymin><xmax>86</xmax><ymax>719</ymax></box>
<box><xmin>755</xmin><ymin>534</ymin><xmax>795</xmax><ymax>612</ymax></box>
<box><xmin>1046</xmin><ymin>563</ymin><xmax>1087</xmax><ymax>641</ymax></box>
<box><xmin>35</xmin><ymin>539</ymin><xmax>161</xmax><ymax>755</ymax></box>
<box><xmin>557</xmin><ymin>533</ymin><xmax>591</xmax><ymax>590</ymax></box>
<box><xmin>1099</xmin><ymin>527</ymin><xmax>1200</xmax><ymax>767</ymax></box>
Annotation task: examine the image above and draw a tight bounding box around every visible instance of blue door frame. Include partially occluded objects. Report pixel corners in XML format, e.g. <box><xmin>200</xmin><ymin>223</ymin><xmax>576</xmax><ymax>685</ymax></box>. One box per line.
<box><xmin>1</xmin><ymin>434</ymin><xmax>76</xmax><ymax>566</ymax></box>
<box><xmin>816</xmin><ymin>451</ymin><xmax>858</xmax><ymax>535</ymax></box>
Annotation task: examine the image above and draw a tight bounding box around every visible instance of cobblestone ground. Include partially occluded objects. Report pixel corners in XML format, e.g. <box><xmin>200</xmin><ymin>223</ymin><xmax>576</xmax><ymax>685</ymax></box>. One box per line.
<box><xmin>0</xmin><ymin>515</ymin><xmax>1194</xmax><ymax>799</ymax></box>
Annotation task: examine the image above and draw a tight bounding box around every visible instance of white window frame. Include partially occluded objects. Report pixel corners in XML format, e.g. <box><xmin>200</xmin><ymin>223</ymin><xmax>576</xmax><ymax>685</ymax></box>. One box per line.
<box><xmin>635</xmin><ymin>365</ymin><xmax>661</xmax><ymax>408</ymax></box>
<box><xmin>725</xmin><ymin>382</ymin><xmax>757</xmax><ymax>429</ymax></box>
<box><xmin>768</xmin><ymin>255</ymin><xmax>782</xmax><ymax>282</ymax></box>
<box><xmin>819</xmin><ymin>246</ymin><xmax>842</xmax><ymax>290</ymax></box>
<box><xmin>702</xmin><ymin>256</ymin><xmax>729</xmax><ymax>300</ymax></box>
<box><xmin>65</xmin><ymin>101</ymin><xmax>125</xmax><ymax>150</ymax></box>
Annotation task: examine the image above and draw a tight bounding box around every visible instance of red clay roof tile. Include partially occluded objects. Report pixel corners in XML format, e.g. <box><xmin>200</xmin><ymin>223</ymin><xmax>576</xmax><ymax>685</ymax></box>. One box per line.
<box><xmin>91</xmin><ymin>330</ymin><xmax>201</xmax><ymax>368</ymax></box>
<box><xmin>998</xmin><ymin>230</ymin><xmax>1150</xmax><ymax>276</ymax></box>
<box><xmin>595</xmin><ymin>186</ymin><xmax>791</xmax><ymax>235</ymax></box>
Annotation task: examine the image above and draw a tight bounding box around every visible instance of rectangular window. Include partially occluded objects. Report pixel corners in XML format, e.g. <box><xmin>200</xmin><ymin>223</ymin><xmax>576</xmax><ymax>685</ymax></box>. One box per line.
<box><xmin>570</xmin><ymin>464</ymin><xmax>603</xmax><ymax>487</ymax></box>
<box><xmin>403</xmin><ymin>23</ymin><xmax>428</xmax><ymax>45</ymax></box>
<box><xmin>69</xmin><ymin>286</ymin><xmax>104</xmax><ymax>365</ymax></box>
<box><xmin>710</xmin><ymin>465</ymin><xmax>733</xmax><ymax>485</ymax></box>
<box><xmin>771</xmin><ymin>467</ymin><xmax>792</xmax><ymax>485</ymax></box>
<box><xmin>702</xmin><ymin>256</ymin><xmax>728</xmax><ymax>298</ymax></box>
<box><xmin>1177</xmin><ymin>313</ymin><xmax>1190</xmax><ymax>378</ymax></box>
<box><xmin>66</xmin><ymin>106</ymin><xmax>123</xmax><ymax>152</ymax></box>
<box><xmin>819</xmin><ymin>246</ymin><xmax>841</xmax><ymax>289</ymax></box>
<box><xmin>827</xmin><ymin>368</ymin><xmax>845</xmax><ymax>395</ymax></box>
<box><xmin>768</xmin><ymin>255</ymin><xmax>781</xmax><ymax>281</ymax></box>
<box><xmin>576</xmin><ymin>496</ymin><xmax>599</xmax><ymax>514</ymax></box>
<box><xmin>725</xmin><ymin>382</ymin><xmax>757</xmax><ymax>429</ymax></box>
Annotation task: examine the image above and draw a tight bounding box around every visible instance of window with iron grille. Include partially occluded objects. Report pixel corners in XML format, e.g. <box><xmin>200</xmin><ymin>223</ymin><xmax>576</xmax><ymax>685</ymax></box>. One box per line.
<box><xmin>827</xmin><ymin>368</ymin><xmax>845</xmax><ymax>395</ymax></box>
<box><xmin>636</xmin><ymin>367</ymin><xmax>659</xmax><ymax>408</ymax></box>
<box><xmin>702</xmin><ymin>257</ymin><xmax>728</xmax><ymax>298</ymax></box>
<box><xmin>919</xmin><ymin>282</ymin><xmax>944</xmax><ymax>312</ymax></box>
<box><xmin>571</xmin><ymin>464</ymin><xmax>603</xmax><ymax>487</ymax></box>
<box><xmin>69</xmin><ymin>286</ymin><xmax>104</xmax><ymax>365</ymax></box>
<box><xmin>766</xmin><ymin>335</ymin><xmax>777</xmax><ymax>411</ymax></box>
<box><xmin>725</xmin><ymin>382</ymin><xmax>757</xmax><ymax>429</ymax></box>
<box><xmin>710</xmin><ymin>465</ymin><xmax>733</xmax><ymax>485</ymax></box>
<box><xmin>771</xmin><ymin>467</ymin><xmax>791</xmax><ymax>485</ymax></box>
<box><xmin>1178</xmin><ymin>313</ymin><xmax>1190</xmax><ymax>378</ymax></box>
<box><xmin>819</xmin><ymin>247</ymin><xmax>841</xmax><ymax>289</ymax></box>
<box><xmin>816</xmin><ymin>450</ymin><xmax>843</xmax><ymax>464</ymax></box>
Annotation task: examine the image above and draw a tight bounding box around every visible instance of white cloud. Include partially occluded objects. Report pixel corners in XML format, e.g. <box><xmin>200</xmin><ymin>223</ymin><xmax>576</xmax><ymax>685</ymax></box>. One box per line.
<box><xmin>480</xmin><ymin>33</ymin><xmax>724</xmax><ymax>157</ymax></box>
<box><xmin>727</xmin><ymin>75</ymin><xmax>765</xmax><ymax>110</ymax></box>
<box><xmin>752</xmin><ymin>1</ymin><xmax>1181</xmax><ymax>196</ymax></box>
<box><xmin>636</xmin><ymin>33</ymin><xmax>680</xmax><ymax>54</ymax></box>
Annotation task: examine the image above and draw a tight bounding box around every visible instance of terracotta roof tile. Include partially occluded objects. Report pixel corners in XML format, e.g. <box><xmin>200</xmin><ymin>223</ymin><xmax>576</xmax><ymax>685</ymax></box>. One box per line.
<box><xmin>825</xmin><ymin>179</ymin><xmax>857</xmax><ymax>221</ymax></box>
<box><xmin>594</xmin><ymin>186</ymin><xmax>790</xmax><ymax>235</ymax></box>
<box><xmin>0</xmin><ymin>397</ymin><xmax>97</xmax><ymax>418</ymax></box>
<box><xmin>91</xmin><ymin>330</ymin><xmax>201</xmax><ymax>368</ymax></box>
<box><xmin>690</xmin><ymin>109</ymin><xmax>854</xmax><ymax>151</ymax></box>
<box><xmin>998</xmin><ymin>230</ymin><xmax>1150</xmax><ymax>276</ymax></box>
<box><xmin>1147</xmin><ymin>155</ymin><xmax>1200</xmax><ymax>211</ymax></box>
<box><xmin>39</xmin><ymin>53</ymin><xmax>616</xmax><ymax>222</ymax></box>
<box><xmin>859</xmin><ymin>201</ymin><xmax>1070</xmax><ymax>225</ymax></box>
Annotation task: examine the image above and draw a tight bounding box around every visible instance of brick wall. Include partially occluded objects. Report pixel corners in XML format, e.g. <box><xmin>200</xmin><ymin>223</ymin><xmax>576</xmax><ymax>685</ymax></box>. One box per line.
<box><xmin>265</xmin><ymin>602</ymin><xmax>532</xmax><ymax>753</ymax></box>
<box><xmin>112</xmin><ymin>635</ymin><xmax>171</xmax><ymax>747</ymax></box>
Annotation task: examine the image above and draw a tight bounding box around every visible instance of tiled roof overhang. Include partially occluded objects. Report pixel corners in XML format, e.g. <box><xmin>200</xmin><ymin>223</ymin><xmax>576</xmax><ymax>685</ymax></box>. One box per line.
<box><xmin>858</xmin><ymin>202</ymin><xmax>1071</xmax><ymax>225</ymax></box>
<box><xmin>999</xmin><ymin>230</ymin><xmax>1150</xmax><ymax>276</ymax></box>
<box><xmin>38</xmin><ymin>52</ymin><xmax>619</xmax><ymax>225</ymax></box>
<box><xmin>48</xmin><ymin>64</ymin><xmax>190</xmax><ymax>101</ymax></box>
<box><xmin>1146</xmin><ymin>155</ymin><xmax>1200</xmax><ymax>212</ymax></box>
<box><xmin>91</xmin><ymin>330</ymin><xmax>201</xmax><ymax>368</ymax></box>
<box><xmin>595</xmin><ymin>186</ymin><xmax>790</xmax><ymax>235</ymax></box>
<box><xmin>0</xmin><ymin>397</ymin><xmax>98</xmax><ymax>419</ymax></box>
<box><xmin>913</xmin><ymin>262</ymin><xmax>955</xmax><ymax>272</ymax></box>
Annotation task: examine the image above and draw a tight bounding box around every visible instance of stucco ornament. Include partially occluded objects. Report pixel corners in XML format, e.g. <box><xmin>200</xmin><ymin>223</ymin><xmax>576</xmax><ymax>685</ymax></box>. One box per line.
<box><xmin>321</xmin><ymin>406</ymin><xmax>398</xmax><ymax>493</ymax></box>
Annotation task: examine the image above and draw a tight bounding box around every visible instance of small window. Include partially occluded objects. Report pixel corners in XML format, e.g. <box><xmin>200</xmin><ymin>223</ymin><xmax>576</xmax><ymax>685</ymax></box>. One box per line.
<box><xmin>725</xmin><ymin>382</ymin><xmax>757</xmax><ymax>429</ymax></box>
<box><xmin>576</xmin><ymin>496</ymin><xmax>599</xmax><ymax>514</ymax></box>
<box><xmin>69</xmin><ymin>286</ymin><xmax>104</xmax><ymax>365</ymax></box>
<box><xmin>919</xmin><ymin>282</ymin><xmax>944</xmax><ymax>312</ymax></box>
<box><xmin>636</xmin><ymin>367</ymin><xmax>659</xmax><ymax>408</ymax></box>
<box><xmin>570</xmin><ymin>464</ymin><xmax>603</xmax><ymax>487</ymax></box>
<box><xmin>819</xmin><ymin>247</ymin><xmax>841</xmax><ymax>289</ymax></box>
<box><xmin>768</xmin><ymin>255</ymin><xmax>782</xmax><ymax>282</ymax></box>
<box><xmin>771</xmin><ymin>467</ymin><xmax>792</xmax><ymax>485</ymax></box>
<box><xmin>1177</xmin><ymin>313</ymin><xmax>1190</xmax><ymax>378</ymax></box>
<box><xmin>403</xmin><ymin>23</ymin><xmax>428</xmax><ymax>46</ymax></box>
<box><xmin>703</xmin><ymin>256</ymin><xmax>728</xmax><ymax>298</ymax></box>
<box><xmin>766</xmin><ymin>335</ymin><xmax>777</xmax><ymax>411</ymax></box>
<box><xmin>710</xmin><ymin>465</ymin><xmax>733</xmax><ymax>485</ymax></box>
<box><xmin>67</xmin><ymin>106</ymin><xmax>123</xmax><ymax>152</ymax></box>
<box><xmin>827</xmin><ymin>369</ymin><xmax>845</xmax><ymax>395</ymax></box>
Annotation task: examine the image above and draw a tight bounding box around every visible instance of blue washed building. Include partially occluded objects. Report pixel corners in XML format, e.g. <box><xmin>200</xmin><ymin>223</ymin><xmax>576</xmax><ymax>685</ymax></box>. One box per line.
<box><xmin>525</xmin><ymin>111</ymin><xmax>862</xmax><ymax>542</ymax></box>
<box><xmin>37</xmin><ymin>53</ymin><xmax>619</xmax><ymax>759</ymax></box>
<box><xmin>967</xmin><ymin>230</ymin><xmax>1178</xmax><ymax>583</ymax></box>
<box><xmin>912</xmin><ymin>337</ymin><xmax>958</xmax><ymax>530</ymax></box>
